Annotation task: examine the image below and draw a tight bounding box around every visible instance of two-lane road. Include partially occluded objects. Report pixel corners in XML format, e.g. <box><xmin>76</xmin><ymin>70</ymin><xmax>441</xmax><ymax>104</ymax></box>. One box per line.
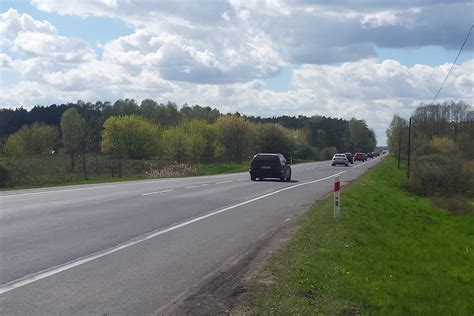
<box><xmin>0</xmin><ymin>157</ymin><xmax>381</xmax><ymax>314</ymax></box>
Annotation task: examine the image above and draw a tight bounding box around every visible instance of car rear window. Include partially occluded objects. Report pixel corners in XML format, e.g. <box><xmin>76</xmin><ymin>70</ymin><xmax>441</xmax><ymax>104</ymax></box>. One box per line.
<box><xmin>253</xmin><ymin>155</ymin><xmax>280</xmax><ymax>162</ymax></box>
<box><xmin>335</xmin><ymin>154</ymin><xmax>346</xmax><ymax>157</ymax></box>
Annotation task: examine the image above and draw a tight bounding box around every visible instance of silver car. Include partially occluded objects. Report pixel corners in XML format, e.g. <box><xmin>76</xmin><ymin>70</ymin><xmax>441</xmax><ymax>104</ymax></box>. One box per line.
<box><xmin>332</xmin><ymin>153</ymin><xmax>349</xmax><ymax>166</ymax></box>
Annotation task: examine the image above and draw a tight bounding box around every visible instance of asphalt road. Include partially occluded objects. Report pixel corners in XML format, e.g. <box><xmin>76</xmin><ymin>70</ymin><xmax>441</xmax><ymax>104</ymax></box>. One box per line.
<box><xmin>0</xmin><ymin>157</ymin><xmax>381</xmax><ymax>314</ymax></box>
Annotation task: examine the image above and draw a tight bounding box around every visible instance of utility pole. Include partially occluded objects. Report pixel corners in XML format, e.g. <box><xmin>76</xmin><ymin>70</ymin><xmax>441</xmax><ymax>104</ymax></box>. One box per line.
<box><xmin>397</xmin><ymin>128</ymin><xmax>402</xmax><ymax>169</ymax></box>
<box><xmin>407</xmin><ymin>118</ymin><xmax>412</xmax><ymax>179</ymax></box>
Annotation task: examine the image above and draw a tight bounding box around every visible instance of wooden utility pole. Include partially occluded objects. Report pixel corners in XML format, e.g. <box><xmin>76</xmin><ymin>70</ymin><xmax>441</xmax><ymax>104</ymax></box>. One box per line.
<box><xmin>397</xmin><ymin>128</ymin><xmax>402</xmax><ymax>169</ymax></box>
<box><xmin>407</xmin><ymin>118</ymin><xmax>412</xmax><ymax>179</ymax></box>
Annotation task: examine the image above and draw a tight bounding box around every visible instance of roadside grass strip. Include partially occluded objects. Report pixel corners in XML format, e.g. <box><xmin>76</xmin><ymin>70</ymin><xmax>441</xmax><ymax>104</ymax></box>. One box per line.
<box><xmin>251</xmin><ymin>156</ymin><xmax>474</xmax><ymax>315</ymax></box>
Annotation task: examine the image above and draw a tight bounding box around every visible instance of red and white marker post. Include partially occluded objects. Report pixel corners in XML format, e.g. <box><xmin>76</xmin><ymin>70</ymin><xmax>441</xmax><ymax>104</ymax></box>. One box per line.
<box><xmin>334</xmin><ymin>176</ymin><xmax>340</xmax><ymax>218</ymax></box>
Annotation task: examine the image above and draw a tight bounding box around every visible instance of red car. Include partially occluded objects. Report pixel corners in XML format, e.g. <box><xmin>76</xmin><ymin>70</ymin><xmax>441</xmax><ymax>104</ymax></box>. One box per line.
<box><xmin>354</xmin><ymin>152</ymin><xmax>366</xmax><ymax>162</ymax></box>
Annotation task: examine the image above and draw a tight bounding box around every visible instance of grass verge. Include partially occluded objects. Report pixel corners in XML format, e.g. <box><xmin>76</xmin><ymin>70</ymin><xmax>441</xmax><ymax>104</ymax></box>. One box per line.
<box><xmin>195</xmin><ymin>163</ymin><xmax>249</xmax><ymax>176</ymax></box>
<box><xmin>251</xmin><ymin>156</ymin><xmax>474</xmax><ymax>315</ymax></box>
<box><xmin>0</xmin><ymin>162</ymin><xmax>250</xmax><ymax>191</ymax></box>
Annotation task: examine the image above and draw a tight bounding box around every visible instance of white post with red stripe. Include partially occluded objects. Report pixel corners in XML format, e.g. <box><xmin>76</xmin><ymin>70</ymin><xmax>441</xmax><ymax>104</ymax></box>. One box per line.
<box><xmin>334</xmin><ymin>176</ymin><xmax>340</xmax><ymax>218</ymax></box>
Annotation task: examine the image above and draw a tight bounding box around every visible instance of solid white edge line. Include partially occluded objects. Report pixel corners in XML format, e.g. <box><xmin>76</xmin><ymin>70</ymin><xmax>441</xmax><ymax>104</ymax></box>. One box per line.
<box><xmin>0</xmin><ymin>170</ymin><xmax>346</xmax><ymax>295</ymax></box>
<box><xmin>141</xmin><ymin>189</ymin><xmax>173</xmax><ymax>196</ymax></box>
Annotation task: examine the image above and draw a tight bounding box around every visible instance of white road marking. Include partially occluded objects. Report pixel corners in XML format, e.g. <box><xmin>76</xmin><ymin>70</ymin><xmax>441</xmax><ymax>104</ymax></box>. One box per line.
<box><xmin>353</xmin><ymin>157</ymin><xmax>378</xmax><ymax>169</ymax></box>
<box><xmin>185</xmin><ymin>185</ymin><xmax>200</xmax><ymax>189</ymax></box>
<box><xmin>199</xmin><ymin>184</ymin><xmax>209</xmax><ymax>187</ymax></box>
<box><xmin>215</xmin><ymin>180</ymin><xmax>232</xmax><ymax>184</ymax></box>
<box><xmin>0</xmin><ymin>179</ymin><xmax>177</xmax><ymax>198</ymax></box>
<box><xmin>0</xmin><ymin>170</ymin><xmax>346</xmax><ymax>295</ymax></box>
<box><xmin>236</xmin><ymin>178</ymin><xmax>247</xmax><ymax>181</ymax></box>
<box><xmin>141</xmin><ymin>189</ymin><xmax>173</xmax><ymax>196</ymax></box>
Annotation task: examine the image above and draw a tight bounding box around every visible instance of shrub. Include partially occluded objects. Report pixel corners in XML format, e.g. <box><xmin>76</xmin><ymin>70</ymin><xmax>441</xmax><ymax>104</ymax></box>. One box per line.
<box><xmin>145</xmin><ymin>164</ymin><xmax>196</xmax><ymax>178</ymax></box>
<box><xmin>294</xmin><ymin>145</ymin><xmax>319</xmax><ymax>160</ymax></box>
<box><xmin>409</xmin><ymin>138</ymin><xmax>469</xmax><ymax>196</ymax></box>
<box><xmin>0</xmin><ymin>163</ymin><xmax>10</xmax><ymax>187</ymax></box>
<box><xmin>319</xmin><ymin>146</ymin><xmax>337</xmax><ymax>160</ymax></box>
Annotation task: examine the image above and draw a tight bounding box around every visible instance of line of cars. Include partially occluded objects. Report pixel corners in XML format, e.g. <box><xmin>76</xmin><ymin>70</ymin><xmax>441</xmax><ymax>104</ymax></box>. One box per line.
<box><xmin>331</xmin><ymin>151</ymin><xmax>380</xmax><ymax>166</ymax></box>
<box><xmin>248</xmin><ymin>150</ymin><xmax>382</xmax><ymax>182</ymax></box>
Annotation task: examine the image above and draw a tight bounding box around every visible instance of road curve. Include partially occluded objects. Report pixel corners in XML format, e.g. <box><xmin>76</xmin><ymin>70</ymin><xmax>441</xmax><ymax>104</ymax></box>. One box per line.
<box><xmin>0</xmin><ymin>157</ymin><xmax>381</xmax><ymax>314</ymax></box>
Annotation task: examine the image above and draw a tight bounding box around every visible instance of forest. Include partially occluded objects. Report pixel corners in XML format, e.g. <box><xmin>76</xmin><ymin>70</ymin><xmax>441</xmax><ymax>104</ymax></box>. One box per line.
<box><xmin>0</xmin><ymin>99</ymin><xmax>377</xmax><ymax>187</ymax></box>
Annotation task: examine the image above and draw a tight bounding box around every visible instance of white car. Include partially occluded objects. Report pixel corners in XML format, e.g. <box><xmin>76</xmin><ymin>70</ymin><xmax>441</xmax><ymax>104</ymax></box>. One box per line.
<box><xmin>332</xmin><ymin>153</ymin><xmax>349</xmax><ymax>166</ymax></box>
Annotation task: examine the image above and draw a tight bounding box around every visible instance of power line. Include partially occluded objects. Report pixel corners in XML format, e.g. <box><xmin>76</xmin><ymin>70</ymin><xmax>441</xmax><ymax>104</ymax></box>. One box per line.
<box><xmin>429</xmin><ymin>24</ymin><xmax>473</xmax><ymax>106</ymax></box>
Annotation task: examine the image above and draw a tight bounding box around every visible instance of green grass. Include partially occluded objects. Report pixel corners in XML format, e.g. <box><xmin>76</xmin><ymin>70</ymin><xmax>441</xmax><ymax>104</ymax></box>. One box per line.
<box><xmin>252</xmin><ymin>156</ymin><xmax>474</xmax><ymax>315</ymax></box>
<box><xmin>196</xmin><ymin>163</ymin><xmax>249</xmax><ymax>175</ymax></box>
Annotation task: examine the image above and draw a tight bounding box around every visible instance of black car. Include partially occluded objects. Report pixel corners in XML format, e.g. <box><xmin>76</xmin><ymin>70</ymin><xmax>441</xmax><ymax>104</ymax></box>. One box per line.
<box><xmin>344</xmin><ymin>153</ymin><xmax>353</xmax><ymax>164</ymax></box>
<box><xmin>249</xmin><ymin>153</ymin><xmax>291</xmax><ymax>181</ymax></box>
<box><xmin>367</xmin><ymin>152</ymin><xmax>374</xmax><ymax>158</ymax></box>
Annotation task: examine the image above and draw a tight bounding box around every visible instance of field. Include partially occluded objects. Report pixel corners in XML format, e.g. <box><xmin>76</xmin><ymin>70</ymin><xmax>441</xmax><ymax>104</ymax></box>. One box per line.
<box><xmin>251</xmin><ymin>156</ymin><xmax>474</xmax><ymax>315</ymax></box>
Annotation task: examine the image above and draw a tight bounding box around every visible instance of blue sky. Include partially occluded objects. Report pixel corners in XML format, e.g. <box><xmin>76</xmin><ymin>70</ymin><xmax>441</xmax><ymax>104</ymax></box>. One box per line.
<box><xmin>1</xmin><ymin>0</ymin><xmax>473</xmax><ymax>145</ymax></box>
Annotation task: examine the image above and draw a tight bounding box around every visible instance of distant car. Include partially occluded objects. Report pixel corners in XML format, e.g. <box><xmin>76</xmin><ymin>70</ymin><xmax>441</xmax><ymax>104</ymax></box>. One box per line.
<box><xmin>249</xmin><ymin>153</ymin><xmax>291</xmax><ymax>181</ymax></box>
<box><xmin>367</xmin><ymin>153</ymin><xmax>374</xmax><ymax>158</ymax></box>
<box><xmin>332</xmin><ymin>153</ymin><xmax>349</xmax><ymax>166</ymax></box>
<box><xmin>354</xmin><ymin>152</ymin><xmax>366</xmax><ymax>162</ymax></box>
<box><xmin>344</xmin><ymin>153</ymin><xmax>353</xmax><ymax>164</ymax></box>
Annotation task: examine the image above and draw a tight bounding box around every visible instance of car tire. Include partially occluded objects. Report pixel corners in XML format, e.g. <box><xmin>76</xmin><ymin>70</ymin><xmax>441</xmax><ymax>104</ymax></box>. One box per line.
<box><xmin>287</xmin><ymin>174</ymin><xmax>291</xmax><ymax>182</ymax></box>
<box><xmin>345</xmin><ymin>163</ymin><xmax>348</xmax><ymax>166</ymax></box>
<box><xmin>332</xmin><ymin>163</ymin><xmax>335</xmax><ymax>166</ymax></box>
<box><xmin>251</xmin><ymin>176</ymin><xmax>256</xmax><ymax>181</ymax></box>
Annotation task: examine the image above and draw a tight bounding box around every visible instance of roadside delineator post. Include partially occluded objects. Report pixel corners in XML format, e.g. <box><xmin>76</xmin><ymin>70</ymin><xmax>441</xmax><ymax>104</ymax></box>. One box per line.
<box><xmin>334</xmin><ymin>176</ymin><xmax>340</xmax><ymax>218</ymax></box>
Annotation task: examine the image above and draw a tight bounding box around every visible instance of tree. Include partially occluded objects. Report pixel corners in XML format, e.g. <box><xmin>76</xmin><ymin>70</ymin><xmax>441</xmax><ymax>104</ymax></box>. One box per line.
<box><xmin>161</xmin><ymin>127</ymin><xmax>188</xmax><ymax>164</ymax></box>
<box><xmin>101</xmin><ymin>115</ymin><xmax>160</xmax><ymax>161</ymax></box>
<box><xmin>61</xmin><ymin>108</ymin><xmax>87</xmax><ymax>176</ymax></box>
<box><xmin>256</xmin><ymin>123</ymin><xmax>295</xmax><ymax>158</ymax></box>
<box><xmin>386</xmin><ymin>114</ymin><xmax>408</xmax><ymax>157</ymax></box>
<box><xmin>4</xmin><ymin>133</ymin><xmax>23</xmax><ymax>167</ymax></box>
<box><xmin>180</xmin><ymin>119</ymin><xmax>210</xmax><ymax>163</ymax></box>
<box><xmin>216</xmin><ymin>115</ymin><xmax>255</xmax><ymax>163</ymax></box>
<box><xmin>9</xmin><ymin>122</ymin><xmax>59</xmax><ymax>155</ymax></box>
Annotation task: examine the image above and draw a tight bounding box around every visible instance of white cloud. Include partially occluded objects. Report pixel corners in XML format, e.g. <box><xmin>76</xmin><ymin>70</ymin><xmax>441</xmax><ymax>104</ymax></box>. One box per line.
<box><xmin>1</xmin><ymin>8</ymin><xmax>94</xmax><ymax>66</ymax></box>
<box><xmin>1</xmin><ymin>2</ymin><xmax>473</xmax><ymax>146</ymax></box>
<box><xmin>0</xmin><ymin>8</ymin><xmax>56</xmax><ymax>45</ymax></box>
<box><xmin>13</xmin><ymin>32</ymin><xmax>94</xmax><ymax>62</ymax></box>
<box><xmin>101</xmin><ymin>26</ymin><xmax>282</xmax><ymax>84</ymax></box>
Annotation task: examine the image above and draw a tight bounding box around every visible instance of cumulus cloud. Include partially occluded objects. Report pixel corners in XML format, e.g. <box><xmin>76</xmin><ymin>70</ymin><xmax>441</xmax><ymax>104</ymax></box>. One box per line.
<box><xmin>1</xmin><ymin>8</ymin><xmax>94</xmax><ymax>65</ymax></box>
<box><xmin>0</xmin><ymin>8</ymin><xmax>56</xmax><ymax>44</ymax></box>
<box><xmin>101</xmin><ymin>26</ymin><xmax>282</xmax><ymax>84</ymax></box>
<box><xmin>30</xmin><ymin>0</ymin><xmax>473</xmax><ymax>64</ymax></box>
<box><xmin>1</xmin><ymin>1</ymin><xmax>473</xmax><ymax>145</ymax></box>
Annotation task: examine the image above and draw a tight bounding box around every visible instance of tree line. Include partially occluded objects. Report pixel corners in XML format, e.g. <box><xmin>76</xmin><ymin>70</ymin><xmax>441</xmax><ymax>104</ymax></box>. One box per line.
<box><xmin>386</xmin><ymin>101</ymin><xmax>473</xmax><ymax>199</ymax></box>
<box><xmin>0</xmin><ymin>99</ymin><xmax>377</xmax><ymax>185</ymax></box>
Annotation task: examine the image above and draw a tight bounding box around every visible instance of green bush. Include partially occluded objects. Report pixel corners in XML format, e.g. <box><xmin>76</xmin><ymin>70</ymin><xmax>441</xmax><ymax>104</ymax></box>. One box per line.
<box><xmin>294</xmin><ymin>145</ymin><xmax>319</xmax><ymax>160</ymax></box>
<box><xmin>409</xmin><ymin>138</ymin><xmax>469</xmax><ymax>196</ymax></box>
<box><xmin>0</xmin><ymin>163</ymin><xmax>10</xmax><ymax>187</ymax></box>
<box><xmin>319</xmin><ymin>146</ymin><xmax>337</xmax><ymax>160</ymax></box>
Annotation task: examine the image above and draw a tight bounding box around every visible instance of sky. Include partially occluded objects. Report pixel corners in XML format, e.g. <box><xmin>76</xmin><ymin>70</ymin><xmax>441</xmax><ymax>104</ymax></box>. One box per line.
<box><xmin>1</xmin><ymin>1</ymin><xmax>473</xmax><ymax>145</ymax></box>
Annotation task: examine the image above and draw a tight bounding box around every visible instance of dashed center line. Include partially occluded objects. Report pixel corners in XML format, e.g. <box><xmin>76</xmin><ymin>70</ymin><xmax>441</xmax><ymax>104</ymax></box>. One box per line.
<box><xmin>215</xmin><ymin>180</ymin><xmax>232</xmax><ymax>184</ymax></box>
<box><xmin>236</xmin><ymin>178</ymin><xmax>246</xmax><ymax>181</ymax></box>
<box><xmin>185</xmin><ymin>185</ymin><xmax>201</xmax><ymax>189</ymax></box>
<box><xmin>141</xmin><ymin>189</ymin><xmax>173</xmax><ymax>196</ymax></box>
